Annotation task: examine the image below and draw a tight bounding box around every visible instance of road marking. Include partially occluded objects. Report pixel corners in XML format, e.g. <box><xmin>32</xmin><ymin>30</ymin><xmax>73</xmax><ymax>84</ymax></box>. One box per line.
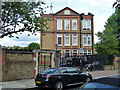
<box><xmin>93</xmin><ymin>74</ymin><xmax>118</xmax><ymax>79</ymax></box>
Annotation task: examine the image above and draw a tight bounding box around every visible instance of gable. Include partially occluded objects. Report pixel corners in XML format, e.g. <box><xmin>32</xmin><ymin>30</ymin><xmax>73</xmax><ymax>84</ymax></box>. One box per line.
<box><xmin>55</xmin><ymin>7</ymin><xmax>79</xmax><ymax>15</ymax></box>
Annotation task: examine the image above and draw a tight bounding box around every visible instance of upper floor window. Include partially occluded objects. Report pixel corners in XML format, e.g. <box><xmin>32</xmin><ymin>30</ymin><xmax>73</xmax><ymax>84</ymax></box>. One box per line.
<box><xmin>64</xmin><ymin>19</ymin><xmax>70</xmax><ymax>30</ymax></box>
<box><xmin>64</xmin><ymin>10</ymin><xmax>70</xmax><ymax>15</ymax></box>
<box><xmin>72</xmin><ymin>19</ymin><xmax>77</xmax><ymax>30</ymax></box>
<box><xmin>83</xmin><ymin>34</ymin><xmax>91</xmax><ymax>46</ymax></box>
<box><xmin>57</xmin><ymin>19</ymin><xmax>62</xmax><ymax>30</ymax></box>
<box><xmin>64</xmin><ymin>34</ymin><xmax>70</xmax><ymax>46</ymax></box>
<box><xmin>57</xmin><ymin>34</ymin><xmax>62</xmax><ymax>46</ymax></box>
<box><xmin>72</xmin><ymin>34</ymin><xmax>78</xmax><ymax>46</ymax></box>
<box><xmin>83</xmin><ymin>19</ymin><xmax>91</xmax><ymax>30</ymax></box>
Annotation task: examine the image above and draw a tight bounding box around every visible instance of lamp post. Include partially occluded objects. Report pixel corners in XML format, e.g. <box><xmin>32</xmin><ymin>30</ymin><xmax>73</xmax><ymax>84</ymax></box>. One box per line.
<box><xmin>55</xmin><ymin>44</ymin><xmax>58</xmax><ymax>51</ymax></box>
<box><xmin>79</xmin><ymin>48</ymin><xmax>83</xmax><ymax>71</ymax></box>
<box><xmin>55</xmin><ymin>44</ymin><xmax>59</xmax><ymax>67</ymax></box>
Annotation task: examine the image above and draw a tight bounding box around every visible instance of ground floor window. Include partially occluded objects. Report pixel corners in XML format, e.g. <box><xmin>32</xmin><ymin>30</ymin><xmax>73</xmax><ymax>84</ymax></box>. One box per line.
<box><xmin>72</xmin><ymin>49</ymin><xmax>78</xmax><ymax>56</ymax></box>
<box><xmin>84</xmin><ymin>49</ymin><xmax>92</xmax><ymax>55</ymax></box>
<box><xmin>65</xmin><ymin>50</ymin><xmax>70</xmax><ymax>57</ymax></box>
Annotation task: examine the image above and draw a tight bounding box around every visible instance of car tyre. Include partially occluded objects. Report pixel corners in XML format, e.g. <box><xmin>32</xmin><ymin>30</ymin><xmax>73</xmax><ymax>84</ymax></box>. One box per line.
<box><xmin>55</xmin><ymin>81</ymin><xmax>63</xmax><ymax>90</ymax></box>
<box><xmin>85</xmin><ymin>77</ymin><xmax>91</xmax><ymax>83</ymax></box>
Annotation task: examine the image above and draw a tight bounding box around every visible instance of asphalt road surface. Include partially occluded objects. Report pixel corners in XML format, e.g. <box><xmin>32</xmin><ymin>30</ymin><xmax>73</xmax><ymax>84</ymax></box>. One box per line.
<box><xmin>25</xmin><ymin>75</ymin><xmax>120</xmax><ymax>90</ymax></box>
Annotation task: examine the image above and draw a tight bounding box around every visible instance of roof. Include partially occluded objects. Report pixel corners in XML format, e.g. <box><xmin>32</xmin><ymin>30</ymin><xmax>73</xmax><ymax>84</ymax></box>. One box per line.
<box><xmin>41</xmin><ymin>7</ymin><xmax>94</xmax><ymax>16</ymax></box>
<box><xmin>55</xmin><ymin>7</ymin><xmax>80</xmax><ymax>15</ymax></box>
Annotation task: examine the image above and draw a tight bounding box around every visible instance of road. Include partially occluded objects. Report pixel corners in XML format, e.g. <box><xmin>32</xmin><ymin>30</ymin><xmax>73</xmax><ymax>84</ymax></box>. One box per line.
<box><xmin>26</xmin><ymin>75</ymin><xmax>120</xmax><ymax>90</ymax></box>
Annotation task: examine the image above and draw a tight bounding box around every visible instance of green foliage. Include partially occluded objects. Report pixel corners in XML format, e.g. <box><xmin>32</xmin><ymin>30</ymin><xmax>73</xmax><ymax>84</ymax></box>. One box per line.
<box><xmin>1</xmin><ymin>1</ymin><xmax>48</xmax><ymax>38</ymax></box>
<box><xmin>13</xmin><ymin>46</ymin><xmax>21</xmax><ymax>50</ymax></box>
<box><xmin>28</xmin><ymin>42</ymin><xmax>40</xmax><ymax>49</ymax></box>
<box><xmin>95</xmin><ymin>9</ymin><xmax>120</xmax><ymax>55</ymax></box>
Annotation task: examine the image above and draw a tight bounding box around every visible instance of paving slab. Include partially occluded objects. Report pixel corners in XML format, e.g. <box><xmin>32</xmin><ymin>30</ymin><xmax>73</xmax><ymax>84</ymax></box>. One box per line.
<box><xmin>2</xmin><ymin>81</ymin><xmax>26</xmax><ymax>88</ymax></box>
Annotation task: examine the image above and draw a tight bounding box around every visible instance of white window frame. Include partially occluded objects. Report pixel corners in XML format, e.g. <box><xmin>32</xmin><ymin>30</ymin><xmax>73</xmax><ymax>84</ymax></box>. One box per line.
<box><xmin>83</xmin><ymin>19</ymin><xmax>91</xmax><ymax>30</ymax></box>
<box><xmin>84</xmin><ymin>50</ymin><xmax>92</xmax><ymax>55</ymax></box>
<box><xmin>57</xmin><ymin>19</ymin><xmax>62</xmax><ymax>30</ymax></box>
<box><xmin>83</xmin><ymin>34</ymin><xmax>91</xmax><ymax>46</ymax></box>
<box><xmin>72</xmin><ymin>34</ymin><xmax>78</xmax><ymax>46</ymax></box>
<box><xmin>64</xmin><ymin>10</ymin><xmax>70</xmax><ymax>15</ymax></box>
<box><xmin>64</xmin><ymin>34</ymin><xmax>70</xmax><ymax>46</ymax></box>
<box><xmin>57</xmin><ymin>34</ymin><xmax>62</xmax><ymax>46</ymax></box>
<box><xmin>72</xmin><ymin>49</ymin><xmax>78</xmax><ymax>56</ymax></box>
<box><xmin>72</xmin><ymin>19</ymin><xmax>77</xmax><ymax>30</ymax></box>
<box><xmin>64</xmin><ymin>19</ymin><xmax>70</xmax><ymax>30</ymax></box>
<box><xmin>65</xmin><ymin>49</ymin><xmax>70</xmax><ymax>57</ymax></box>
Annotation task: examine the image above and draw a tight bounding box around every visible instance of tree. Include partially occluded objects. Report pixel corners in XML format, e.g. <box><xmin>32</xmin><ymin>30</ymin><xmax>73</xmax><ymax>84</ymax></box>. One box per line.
<box><xmin>95</xmin><ymin>28</ymin><xmax>119</xmax><ymax>55</ymax></box>
<box><xmin>28</xmin><ymin>42</ymin><xmax>40</xmax><ymax>49</ymax></box>
<box><xmin>95</xmin><ymin>9</ymin><xmax>120</xmax><ymax>55</ymax></box>
<box><xmin>1</xmin><ymin>1</ymin><xmax>48</xmax><ymax>38</ymax></box>
<box><xmin>113</xmin><ymin>0</ymin><xmax>120</xmax><ymax>8</ymax></box>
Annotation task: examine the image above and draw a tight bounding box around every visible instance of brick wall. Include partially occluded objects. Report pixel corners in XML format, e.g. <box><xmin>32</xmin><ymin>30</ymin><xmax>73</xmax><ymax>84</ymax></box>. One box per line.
<box><xmin>1</xmin><ymin>49</ymin><xmax>34</xmax><ymax>81</ymax></box>
<box><xmin>104</xmin><ymin>56</ymin><xmax>120</xmax><ymax>70</ymax></box>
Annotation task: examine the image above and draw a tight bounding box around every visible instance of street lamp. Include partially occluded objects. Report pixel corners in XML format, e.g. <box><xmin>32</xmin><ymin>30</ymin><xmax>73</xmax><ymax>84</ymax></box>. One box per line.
<box><xmin>55</xmin><ymin>44</ymin><xmax>58</xmax><ymax>51</ymax></box>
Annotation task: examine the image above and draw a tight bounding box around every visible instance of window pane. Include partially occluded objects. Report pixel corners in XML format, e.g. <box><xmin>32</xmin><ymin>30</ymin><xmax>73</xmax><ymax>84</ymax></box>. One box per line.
<box><xmin>65</xmin><ymin>19</ymin><xmax>70</xmax><ymax>30</ymax></box>
<box><xmin>67</xmin><ymin>68</ymin><xmax>78</xmax><ymax>73</ymax></box>
<box><xmin>64</xmin><ymin>10</ymin><xmax>70</xmax><ymax>15</ymax></box>
<box><xmin>72</xmin><ymin>19</ymin><xmax>77</xmax><ymax>30</ymax></box>
<box><xmin>65</xmin><ymin>34</ymin><xmax>70</xmax><ymax>46</ymax></box>
<box><xmin>83</xmin><ymin>19</ymin><xmax>91</xmax><ymax>30</ymax></box>
<box><xmin>57</xmin><ymin>34</ymin><xmax>62</xmax><ymax>46</ymax></box>
<box><xmin>57</xmin><ymin>19</ymin><xmax>62</xmax><ymax>30</ymax></box>
<box><xmin>72</xmin><ymin>34</ymin><xmax>77</xmax><ymax>46</ymax></box>
<box><xmin>83</xmin><ymin>34</ymin><xmax>91</xmax><ymax>46</ymax></box>
<box><xmin>84</xmin><ymin>50</ymin><xmax>92</xmax><ymax>55</ymax></box>
<box><xmin>58</xmin><ymin>37</ymin><xmax>61</xmax><ymax>44</ymax></box>
<box><xmin>84</xmin><ymin>50</ymin><xmax>87</xmax><ymax>55</ymax></box>
<box><xmin>65</xmin><ymin>50</ymin><xmax>70</xmax><ymax>57</ymax></box>
<box><xmin>73</xmin><ymin>50</ymin><xmax>77</xmax><ymax>56</ymax></box>
<box><xmin>88</xmin><ymin>50</ymin><xmax>91</xmax><ymax>55</ymax></box>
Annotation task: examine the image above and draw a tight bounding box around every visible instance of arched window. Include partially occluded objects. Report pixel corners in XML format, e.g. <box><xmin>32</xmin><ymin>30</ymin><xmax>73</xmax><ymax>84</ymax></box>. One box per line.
<box><xmin>64</xmin><ymin>10</ymin><xmax>70</xmax><ymax>15</ymax></box>
<box><xmin>57</xmin><ymin>19</ymin><xmax>62</xmax><ymax>30</ymax></box>
<box><xmin>72</xmin><ymin>19</ymin><xmax>77</xmax><ymax>30</ymax></box>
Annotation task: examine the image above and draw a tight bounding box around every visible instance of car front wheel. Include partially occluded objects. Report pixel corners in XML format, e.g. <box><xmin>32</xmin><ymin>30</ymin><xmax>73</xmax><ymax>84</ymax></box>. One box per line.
<box><xmin>55</xmin><ymin>81</ymin><xmax>63</xmax><ymax>90</ymax></box>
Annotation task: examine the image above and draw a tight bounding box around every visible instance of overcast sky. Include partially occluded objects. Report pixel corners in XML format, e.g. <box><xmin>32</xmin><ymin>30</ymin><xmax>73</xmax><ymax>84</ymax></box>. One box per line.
<box><xmin>0</xmin><ymin>0</ymin><xmax>116</xmax><ymax>47</ymax></box>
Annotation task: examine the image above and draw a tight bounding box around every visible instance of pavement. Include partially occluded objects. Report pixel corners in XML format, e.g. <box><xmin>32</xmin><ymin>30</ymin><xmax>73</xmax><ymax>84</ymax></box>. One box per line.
<box><xmin>0</xmin><ymin>70</ymin><xmax>119</xmax><ymax>90</ymax></box>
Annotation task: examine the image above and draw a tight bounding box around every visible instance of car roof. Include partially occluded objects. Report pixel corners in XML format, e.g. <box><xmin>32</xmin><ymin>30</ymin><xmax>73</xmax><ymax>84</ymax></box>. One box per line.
<box><xmin>56</xmin><ymin>67</ymin><xmax>76</xmax><ymax>70</ymax></box>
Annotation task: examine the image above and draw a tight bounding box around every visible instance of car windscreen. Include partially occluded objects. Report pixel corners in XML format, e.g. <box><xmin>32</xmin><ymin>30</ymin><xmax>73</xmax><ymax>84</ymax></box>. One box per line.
<box><xmin>42</xmin><ymin>69</ymin><xmax>58</xmax><ymax>74</ymax></box>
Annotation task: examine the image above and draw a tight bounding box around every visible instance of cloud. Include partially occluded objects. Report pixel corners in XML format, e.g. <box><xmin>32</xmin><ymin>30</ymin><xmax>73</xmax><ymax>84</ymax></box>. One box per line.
<box><xmin>0</xmin><ymin>32</ymin><xmax>40</xmax><ymax>47</ymax></box>
<box><xmin>1</xmin><ymin>0</ymin><xmax>115</xmax><ymax>46</ymax></box>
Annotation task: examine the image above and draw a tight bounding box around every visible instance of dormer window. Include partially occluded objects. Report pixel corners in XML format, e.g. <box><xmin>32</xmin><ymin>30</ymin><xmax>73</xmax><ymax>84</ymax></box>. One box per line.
<box><xmin>64</xmin><ymin>10</ymin><xmax>70</xmax><ymax>15</ymax></box>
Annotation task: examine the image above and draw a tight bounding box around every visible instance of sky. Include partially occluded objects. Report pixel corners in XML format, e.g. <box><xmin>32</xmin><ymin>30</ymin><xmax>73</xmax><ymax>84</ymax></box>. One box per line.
<box><xmin>0</xmin><ymin>0</ymin><xmax>116</xmax><ymax>47</ymax></box>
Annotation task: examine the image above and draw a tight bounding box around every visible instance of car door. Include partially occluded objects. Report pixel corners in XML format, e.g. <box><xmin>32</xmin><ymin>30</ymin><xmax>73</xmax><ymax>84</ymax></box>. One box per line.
<box><xmin>66</xmin><ymin>68</ymin><xmax>80</xmax><ymax>84</ymax></box>
<box><xmin>59</xmin><ymin>68</ymin><xmax>72</xmax><ymax>85</ymax></box>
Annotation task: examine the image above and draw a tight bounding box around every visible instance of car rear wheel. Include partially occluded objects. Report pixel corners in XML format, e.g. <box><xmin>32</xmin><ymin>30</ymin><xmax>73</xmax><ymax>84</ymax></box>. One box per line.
<box><xmin>55</xmin><ymin>81</ymin><xmax>63</xmax><ymax>90</ymax></box>
<box><xmin>85</xmin><ymin>77</ymin><xmax>91</xmax><ymax>83</ymax></box>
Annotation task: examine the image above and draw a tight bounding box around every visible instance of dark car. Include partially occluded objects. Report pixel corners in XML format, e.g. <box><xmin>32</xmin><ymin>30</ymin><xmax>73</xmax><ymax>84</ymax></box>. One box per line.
<box><xmin>35</xmin><ymin>67</ymin><xmax>92</xmax><ymax>90</ymax></box>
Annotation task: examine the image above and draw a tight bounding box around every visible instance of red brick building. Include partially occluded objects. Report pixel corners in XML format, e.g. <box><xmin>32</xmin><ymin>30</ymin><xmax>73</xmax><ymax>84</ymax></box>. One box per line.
<box><xmin>41</xmin><ymin>7</ymin><xmax>94</xmax><ymax>59</ymax></box>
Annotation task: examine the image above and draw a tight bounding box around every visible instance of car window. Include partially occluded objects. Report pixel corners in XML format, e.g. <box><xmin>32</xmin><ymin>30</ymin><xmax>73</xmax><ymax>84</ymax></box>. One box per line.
<box><xmin>67</xmin><ymin>68</ymin><xmax>79</xmax><ymax>73</ymax></box>
<box><xmin>42</xmin><ymin>69</ymin><xmax>58</xmax><ymax>74</ymax></box>
<box><xmin>60</xmin><ymin>69</ymin><xmax>68</xmax><ymax>73</ymax></box>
